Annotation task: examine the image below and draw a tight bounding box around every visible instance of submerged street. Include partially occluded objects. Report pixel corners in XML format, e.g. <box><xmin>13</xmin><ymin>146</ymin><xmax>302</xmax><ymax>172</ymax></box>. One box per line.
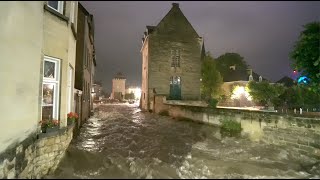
<box><xmin>50</xmin><ymin>104</ymin><xmax>319</xmax><ymax>179</ymax></box>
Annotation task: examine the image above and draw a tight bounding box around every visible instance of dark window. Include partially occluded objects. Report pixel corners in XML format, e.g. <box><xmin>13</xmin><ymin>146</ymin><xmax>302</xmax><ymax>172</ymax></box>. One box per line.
<box><xmin>171</xmin><ymin>49</ymin><xmax>180</xmax><ymax>67</ymax></box>
<box><xmin>44</xmin><ymin>61</ymin><xmax>55</xmax><ymax>78</ymax></box>
<box><xmin>47</xmin><ymin>1</ymin><xmax>63</xmax><ymax>14</ymax></box>
<box><xmin>48</xmin><ymin>1</ymin><xmax>58</xmax><ymax>10</ymax></box>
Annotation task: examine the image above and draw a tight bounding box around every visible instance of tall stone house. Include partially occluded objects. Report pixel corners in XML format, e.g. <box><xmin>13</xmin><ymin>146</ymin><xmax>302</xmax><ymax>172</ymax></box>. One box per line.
<box><xmin>140</xmin><ymin>3</ymin><xmax>205</xmax><ymax>111</ymax></box>
<box><xmin>0</xmin><ymin>1</ymin><xmax>79</xmax><ymax>178</ymax></box>
<box><xmin>75</xmin><ymin>3</ymin><xmax>96</xmax><ymax>130</ymax></box>
<box><xmin>111</xmin><ymin>72</ymin><xmax>126</xmax><ymax>101</ymax></box>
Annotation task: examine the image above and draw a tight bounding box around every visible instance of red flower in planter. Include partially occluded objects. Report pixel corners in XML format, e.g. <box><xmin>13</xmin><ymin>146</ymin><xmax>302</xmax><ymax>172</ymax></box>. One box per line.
<box><xmin>52</xmin><ymin>119</ymin><xmax>60</xmax><ymax>126</ymax></box>
<box><xmin>67</xmin><ymin>112</ymin><xmax>79</xmax><ymax>124</ymax></box>
<box><xmin>39</xmin><ymin>119</ymin><xmax>59</xmax><ymax>128</ymax></box>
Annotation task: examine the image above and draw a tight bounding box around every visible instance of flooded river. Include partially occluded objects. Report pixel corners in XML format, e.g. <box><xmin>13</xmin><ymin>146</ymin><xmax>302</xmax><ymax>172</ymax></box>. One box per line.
<box><xmin>49</xmin><ymin>104</ymin><xmax>320</xmax><ymax>179</ymax></box>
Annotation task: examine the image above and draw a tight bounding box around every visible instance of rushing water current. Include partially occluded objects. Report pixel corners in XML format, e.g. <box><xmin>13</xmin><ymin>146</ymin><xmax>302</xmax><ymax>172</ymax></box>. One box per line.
<box><xmin>49</xmin><ymin>104</ymin><xmax>320</xmax><ymax>179</ymax></box>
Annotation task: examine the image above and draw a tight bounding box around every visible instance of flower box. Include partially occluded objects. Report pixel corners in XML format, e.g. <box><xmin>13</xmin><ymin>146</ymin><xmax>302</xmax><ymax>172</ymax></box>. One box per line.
<box><xmin>39</xmin><ymin>119</ymin><xmax>60</xmax><ymax>133</ymax></box>
<box><xmin>46</xmin><ymin>126</ymin><xmax>59</xmax><ymax>133</ymax></box>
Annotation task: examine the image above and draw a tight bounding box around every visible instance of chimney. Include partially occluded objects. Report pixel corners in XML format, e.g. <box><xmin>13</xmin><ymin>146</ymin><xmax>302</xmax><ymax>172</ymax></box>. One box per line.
<box><xmin>172</xmin><ymin>3</ymin><xmax>179</xmax><ymax>8</ymax></box>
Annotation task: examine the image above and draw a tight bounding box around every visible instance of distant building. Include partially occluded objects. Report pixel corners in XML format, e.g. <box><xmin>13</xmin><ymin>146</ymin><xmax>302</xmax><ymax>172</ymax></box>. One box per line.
<box><xmin>140</xmin><ymin>3</ymin><xmax>205</xmax><ymax>111</ymax></box>
<box><xmin>125</xmin><ymin>86</ymin><xmax>141</xmax><ymax>100</ymax></box>
<box><xmin>92</xmin><ymin>82</ymin><xmax>103</xmax><ymax>100</ymax></box>
<box><xmin>75</xmin><ymin>3</ymin><xmax>96</xmax><ymax>128</ymax></box>
<box><xmin>111</xmin><ymin>72</ymin><xmax>126</xmax><ymax>100</ymax></box>
<box><xmin>276</xmin><ymin>76</ymin><xmax>295</xmax><ymax>87</ymax></box>
<box><xmin>219</xmin><ymin>65</ymin><xmax>268</xmax><ymax>107</ymax></box>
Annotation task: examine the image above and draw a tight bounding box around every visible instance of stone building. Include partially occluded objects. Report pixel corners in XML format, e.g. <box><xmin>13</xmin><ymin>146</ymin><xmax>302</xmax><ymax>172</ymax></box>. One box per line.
<box><xmin>0</xmin><ymin>1</ymin><xmax>78</xmax><ymax>178</ymax></box>
<box><xmin>140</xmin><ymin>3</ymin><xmax>205</xmax><ymax>111</ymax></box>
<box><xmin>75</xmin><ymin>3</ymin><xmax>96</xmax><ymax>129</ymax></box>
<box><xmin>219</xmin><ymin>65</ymin><xmax>267</xmax><ymax>107</ymax></box>
<box><xmin>111</xmin><ymin>72</ymin><xmax>126</xmax><ymax>101</ymax></box>
<box><xmin>92</xmin><ymin>81</ymin><xmax>103</xmax><ymax>100</ymax></box>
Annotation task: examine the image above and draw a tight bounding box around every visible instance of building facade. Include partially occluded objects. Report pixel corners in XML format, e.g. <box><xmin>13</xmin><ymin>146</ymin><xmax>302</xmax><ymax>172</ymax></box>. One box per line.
<box><xmin>92</xmin><ymin>82</ymin><xmax>103</xmax><ymax>100</ymax></box>
<box><xmin>0</xmin><ymin>1</ymin><xmax>78</xmax><ymax>178</ymax></box>
<box><xmin>218</xmin><ymin>65</ymin><xmax>267</xmax><ymax>107</ymax></box>
<box><xmin>140</xmin><ymin>3</ymin><xmax>205</xmax><ymax>111</ymax></box>
<box><xmin>75</xmin><ymin>3</ymin><xmax>96</xmax><ymax>128</ymax></box>
<box><xmin>111</xmin><ymin>72</ymin><xmax>126</xmax><ymax>101</ymax></box>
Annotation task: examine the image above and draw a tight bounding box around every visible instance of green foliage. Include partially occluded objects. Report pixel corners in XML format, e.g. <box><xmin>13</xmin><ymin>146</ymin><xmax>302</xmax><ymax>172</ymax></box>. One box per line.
<box><xmin>215</xmin><ymin>53</ymin><xmax>249</xmax><ymax>76</ymax></box>
<box><xmin>290</xmin><ymin>22</ymin><xmax>320</xmax><ymax>93</ymax></box>
<box><xmin>159</xmin><ymin>110</ymin><xmax>169</xmax><ymax>116</ymax></box>
<box><xmin>208</xmin><ymin>98</ymin><xmax>218</xmax><ymax>108</ymax></box>
<box><xmin>125</xmin><ymin>93</ymin><xmax>135</xmax><ymax>100</ymax></box>
<box><xmin>201</xmin><ymin>52</ymin><xmax>223</xmax><ymax>101</ymax></box>
<box><xmin>220</xmin><ymin>118</ymin><xmax>242</xmax><ymax>137</ymax></box>
<box><xmin>248</xmin><ymin>81</ymin><xmax>285</xmax><ymax>107</ymax></box>
<box><xmin>279</xmin><ymin>84</ymin><xmax>320</xmax><ymax>109</ymax></box>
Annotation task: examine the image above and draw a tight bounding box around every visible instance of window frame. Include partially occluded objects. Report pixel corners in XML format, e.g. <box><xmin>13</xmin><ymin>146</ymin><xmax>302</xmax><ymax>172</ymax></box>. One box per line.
<box><xmin>171</xmin><ymin>49</ymin><xmax>181</xmax><ymax>67</ymax></box>
<box><xmin>42</xmin><ymin>56</ymin><xmax>61</xmax><ymax>120</ymax></box>
<box><xmin>47</xmin><ymin>1</ymin><xmax>64</xmax><ymax>14</ymax></box>
<box><xmin>70</xmin><ymin>1</ymin><xmax>75</xmax><ymax>24</ymax></box>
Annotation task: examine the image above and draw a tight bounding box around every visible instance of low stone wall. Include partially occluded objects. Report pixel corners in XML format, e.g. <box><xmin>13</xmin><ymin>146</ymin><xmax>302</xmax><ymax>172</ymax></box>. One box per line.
<box><xmin>0</xmin><ymin>125</ymin><xmax>74</xmax><ymax>179</ymax></box>
<box><xmin>154</xmin><ymin>96</ymin><xmax>320</xmax><ymax>159</ymax></box>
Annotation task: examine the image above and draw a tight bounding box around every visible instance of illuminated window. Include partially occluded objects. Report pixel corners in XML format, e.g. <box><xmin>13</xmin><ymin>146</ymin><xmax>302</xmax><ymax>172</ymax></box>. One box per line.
<box><xmin>42</xmin><ymin>56</ymin><xmax>60</xmax><ymax>121</ymax></box>
<box><xmin>47</xmin><ymin>1</ymin><xmax>64</xmax><ymax>14</ymax></box>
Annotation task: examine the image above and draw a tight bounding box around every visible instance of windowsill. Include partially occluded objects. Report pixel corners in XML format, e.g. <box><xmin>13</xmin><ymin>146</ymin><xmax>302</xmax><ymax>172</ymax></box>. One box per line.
<box><xmin>38</xmin><ymin>124</ymin><xmax>74</xmax><ymax>139</ymax></box>
<box><xmin>38</xmin><ymin>127</ymin><xmax>66</xmax><ymax>139</ymax></box>
<box><xmin>71</xmin><ymin>23</ymin><xmax>77</xmax><ymax>40</ymax></box>
<box><xmin>44</xmin><ymin>4</ymin><xmax>69</xmax><ymax>23</ymax></box>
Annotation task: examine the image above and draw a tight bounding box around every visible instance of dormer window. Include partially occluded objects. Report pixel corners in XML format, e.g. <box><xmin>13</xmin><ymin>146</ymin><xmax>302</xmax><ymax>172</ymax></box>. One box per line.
<box><xmin>48</xmin><ymin>1</ymin><xmax>64</xmax><ymax>14</ymax></box>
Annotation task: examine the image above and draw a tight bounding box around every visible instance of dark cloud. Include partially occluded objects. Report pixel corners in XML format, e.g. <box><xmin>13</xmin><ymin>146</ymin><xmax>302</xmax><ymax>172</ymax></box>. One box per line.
<box><xmin>81</xmin><ymin>1</ymin><xmax>320</xmax><ymax>92</ymax></box>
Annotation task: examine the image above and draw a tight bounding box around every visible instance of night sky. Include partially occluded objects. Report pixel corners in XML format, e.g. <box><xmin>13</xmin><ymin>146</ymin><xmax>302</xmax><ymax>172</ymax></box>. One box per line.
<box><xmin>81</xmin><ymin>1</ymin><xmax>319</xmax><ymax>93</ymax></box>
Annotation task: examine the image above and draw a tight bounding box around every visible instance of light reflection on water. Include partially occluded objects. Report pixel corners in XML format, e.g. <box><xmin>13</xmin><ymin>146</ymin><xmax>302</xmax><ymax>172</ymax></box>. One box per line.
<box><xmin>49</xmin><ymin>104</ymin><xmax>320</xmax><ymax>179</ymax></box>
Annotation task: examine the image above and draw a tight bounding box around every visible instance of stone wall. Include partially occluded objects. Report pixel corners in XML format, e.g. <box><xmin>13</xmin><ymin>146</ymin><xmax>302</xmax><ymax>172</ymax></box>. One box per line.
<box><xmin>154</xmin><ymin>96</ymin><xmax>320</xmax><ymax>159</ymax></box>
<box><xmin>0</xmin><ymin>125</ymin><xmax>74</xmax><ymax>179</ymax></box>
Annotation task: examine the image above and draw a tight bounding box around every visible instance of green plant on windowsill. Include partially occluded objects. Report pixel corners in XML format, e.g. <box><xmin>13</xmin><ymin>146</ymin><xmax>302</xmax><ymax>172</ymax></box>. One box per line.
<box><xmin>67</xmin><ymin>112</ymin><xmax>79</xmax><ymax>125</ymax></box>
<box><xmin>39</xmin><ymin>119</ymin><xmax>60</xmax><ymax>133</ymax></box>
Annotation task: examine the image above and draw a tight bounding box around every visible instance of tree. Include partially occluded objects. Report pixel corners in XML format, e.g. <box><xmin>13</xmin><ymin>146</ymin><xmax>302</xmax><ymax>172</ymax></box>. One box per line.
<box><xmin>215</xmin><ymin>52</ymin><xmax>248</xmax><ymax>76</ymax></box>
<box><xmin>125</xmin><ymin>93</ymin><xmax>135</xmax><ymax>100</ymax></box>
<box><xmin>281</xmin><ymin>84</ymin><xmax>320</xmax><ymax>109</ymax></box>
<box><xmin>248</xmin><ymin>81</ymin><xmax>285</xmax><ymax>107</ymax></box>
<box><xmin>290</xmin><ymin>22</ymin><xmax>320</xmax><ymax>92</ymax></box>
<box><xmin>201</xmin><ymin>52</ymin><xmax>223</xmax><ymax>103</ymax></box>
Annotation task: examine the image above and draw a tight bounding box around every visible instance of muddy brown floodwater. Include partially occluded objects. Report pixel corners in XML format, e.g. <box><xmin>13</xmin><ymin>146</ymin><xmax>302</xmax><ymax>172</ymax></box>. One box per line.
<box><xmin>48</xmin><ymin>104</ymin><xmax>320</xmax><ymax>179</ymax></box>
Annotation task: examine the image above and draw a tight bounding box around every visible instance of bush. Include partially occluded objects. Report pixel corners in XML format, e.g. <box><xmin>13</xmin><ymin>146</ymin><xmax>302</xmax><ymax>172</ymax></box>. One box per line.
<box><xmin>208</xmin><ymin>98</ymin><xmax>218</xmax><ymax>108</ymax></box>
<box><xmin>159</xmin><ymin>110</ymin><xmax>169</xmax><ymax>116</ymax></box>
<box><xmin>220</xmin><ymin>118</ymin><xmax>242</xmax><ymax>137</ymax></box>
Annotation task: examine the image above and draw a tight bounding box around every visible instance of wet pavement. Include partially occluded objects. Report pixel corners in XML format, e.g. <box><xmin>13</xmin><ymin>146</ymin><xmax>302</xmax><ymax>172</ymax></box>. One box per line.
<box><xmin>49</xmin><ymin>103</ymin><xmax>320</xmax><ymax>179</ymax></box>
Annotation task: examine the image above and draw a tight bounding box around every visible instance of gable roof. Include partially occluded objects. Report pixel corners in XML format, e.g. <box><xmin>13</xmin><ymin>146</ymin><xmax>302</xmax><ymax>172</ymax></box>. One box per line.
<box><xmin>147</xmin><ymin>3</ymin><xmax>200</xmax><ymax>38</ymax></box>
<box><xmin>221</xmin><ymin>68</ymin><xmax>268</xmax><ymax>82</ymax></box>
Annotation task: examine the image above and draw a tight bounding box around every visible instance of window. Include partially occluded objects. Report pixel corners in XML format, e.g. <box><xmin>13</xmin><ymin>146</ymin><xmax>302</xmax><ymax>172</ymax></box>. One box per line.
<box><xmin>171</xmin><ymin>49</ymin><xmax>180</xmax><ymax>67</ymax></box>
<box><xmin>67</xmin><ymin>65</ymin><xmax>73</xmax><ymax>113</ymax></box>
<box><xmin>42</xmin><ymin>56</ymin><xmax>60</xmax><ymax>121</ymax></box>
<box><xmin>170</xmin><ymin>76</ymin><xmax>181</xmax><ymax>85</ymax></box>
<box><xmin>47</xmin><ymin>1</ymin><xmax>64</xmax><ymax>14</ymax></box>
<box><xmin>70</xmin><ymin>1</ymin><xmax>75</xmax><ymax>24</ymax></box>
<box><xmin>83</xmin><ymin>45</ymin><xmax>87</xmax><ymax>68</ymax></box>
